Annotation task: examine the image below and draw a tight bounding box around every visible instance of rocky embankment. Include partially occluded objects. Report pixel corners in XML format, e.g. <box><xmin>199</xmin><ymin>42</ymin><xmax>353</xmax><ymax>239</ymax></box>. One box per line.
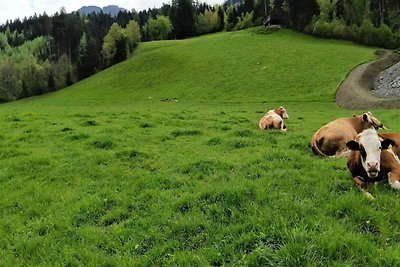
<box><xmin>374</xmin><ymin>61</ymin><xmax>400</xmax><ymax>98</ymax></box>
<box><xmin>336</xmin><ymin>50</ymin><xmax>400</xmax><ymax>109</ymax></box>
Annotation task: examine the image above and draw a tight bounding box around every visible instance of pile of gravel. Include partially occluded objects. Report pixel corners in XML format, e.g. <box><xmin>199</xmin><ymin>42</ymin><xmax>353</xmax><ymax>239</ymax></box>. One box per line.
<box><xmin>373</xmin><ymin>61</ymin><xmax>400</xmax><ymax>98</ymax></box>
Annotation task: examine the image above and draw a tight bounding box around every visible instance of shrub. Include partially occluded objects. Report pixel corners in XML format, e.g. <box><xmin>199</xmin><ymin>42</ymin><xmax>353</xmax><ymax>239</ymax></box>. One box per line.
<box><xmin>356</xmin><ymin>20</ymin><xmax>400</xmax><ymax>49</ymax></box>
<box><xmin>235</xmin><ymin>12</ymin><xmax>254</xmax><ymax>31</ymax></box>
<box><xmin>375</xmin><ymin>24</ymin><xmax>399</xmax><ymax>49</ymax></box>
<box><xmin>359</xmin><ymin>20</ymin><xmax>376</xmax><ymax>46</ymax></box>
<box><xmin>195</xmin><ymin>9</ymin><xmax>219</xmax><ymax>35</ymax></box>
<box><xmin>331</xmin><ymin>20</ymin><xmax>351</xmax><ymax>40</ymax></box>
<box><xmin>313</xmin><ymin>19</ymin><xmax>333</xmax><ymax>38</ymax></box>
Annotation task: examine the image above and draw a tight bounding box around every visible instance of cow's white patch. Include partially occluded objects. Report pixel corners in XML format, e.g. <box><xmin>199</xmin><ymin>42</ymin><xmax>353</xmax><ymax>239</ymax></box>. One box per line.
<box><xmin>389</xmin><ymin>172</ymin><xmax>400</xmax><ymax>189</ymax></box>
<box><xmin>391</xmin><ymin>181</ymin><xmax>400</xmax><ymax>190</ymax></box>
<box><xmin>357</xmin><ymin>129</ymin><xmax>382</xmax><ymax>177</ymax></box>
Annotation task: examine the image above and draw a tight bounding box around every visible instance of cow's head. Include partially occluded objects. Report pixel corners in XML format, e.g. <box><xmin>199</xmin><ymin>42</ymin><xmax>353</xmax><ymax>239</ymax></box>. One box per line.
<box><xmin>358</xmin><ymin>111</ymin><xmax>385</xmax><ymax>130</ymax></box>
<box><xmin>276</xmin><ymin>106</ymin><xmax>289</xmax><ymax>119</ymax></box>
<box><xmin>346</xmin><ymin>128</ymin><xmax>393</xmax><ymax>178</ymax></box>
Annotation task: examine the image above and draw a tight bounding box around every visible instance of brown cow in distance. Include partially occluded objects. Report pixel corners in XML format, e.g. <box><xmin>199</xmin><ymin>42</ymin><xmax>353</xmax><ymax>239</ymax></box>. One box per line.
<box><xmin>311</xmin><ymin>112</ymin><xmax>385</xmax><ymax>157</ymax></box>
<box><xmin>378</xmin><ymin>132</ymin><xmax>400</xmax><ymax>158</ymax></box>
<box><xmin>346</xmin><ymin>128</ymin><xmax>400</xmax><ymax>200</ymax></box>
<box><xmin>259</xmin><ymin>106</ymin><xmax>289</xmax><ymax>132</ymax></box>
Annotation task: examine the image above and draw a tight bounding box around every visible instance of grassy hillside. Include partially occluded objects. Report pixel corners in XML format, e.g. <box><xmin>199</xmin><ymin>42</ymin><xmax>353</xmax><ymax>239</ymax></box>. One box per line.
<box><xmin>1</xmin><ymin>27</ymin><xmax>400</xmax><ymax>266</ymax></box>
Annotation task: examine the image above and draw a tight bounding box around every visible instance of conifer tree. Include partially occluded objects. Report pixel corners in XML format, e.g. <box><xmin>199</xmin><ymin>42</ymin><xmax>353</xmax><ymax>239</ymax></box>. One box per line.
<box><xmin>170</xmin><ymin>0</ymin><xmax>196</xmax><ymax>39</ymax></box>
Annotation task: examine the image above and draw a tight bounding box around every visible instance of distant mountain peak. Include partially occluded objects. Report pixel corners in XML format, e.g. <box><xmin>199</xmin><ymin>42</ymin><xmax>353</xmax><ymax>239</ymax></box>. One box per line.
<box><xmin>78</xmin><ymin>5</ymin><xmax>126</xmax><ymax>16</ymax></box>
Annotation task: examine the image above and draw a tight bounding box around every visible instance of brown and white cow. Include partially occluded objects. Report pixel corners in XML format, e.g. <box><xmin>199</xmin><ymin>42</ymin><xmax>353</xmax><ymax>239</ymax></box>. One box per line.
<box><xmin>346</xmin><ymin>128</ymin><xmax>400</xmax><ymax>200</ymax></box>
<box><xmin>311</xmin><ymin>112</ymin><xmax>384</xmax><ymax>157</ymax></box>
<box><xmin>378</xmin><ymin>132</ymin><xmax>400</xmax><ymax>158</ymax></box>
<box><xmin>259</xmin><ymin>106</ymin><xmax>289</xmax><ymax>132</ymax></box>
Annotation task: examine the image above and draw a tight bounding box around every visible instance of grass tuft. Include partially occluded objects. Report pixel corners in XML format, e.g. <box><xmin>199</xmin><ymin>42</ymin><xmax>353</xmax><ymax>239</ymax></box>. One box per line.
<box><xmin>171</xmin><ymin>130</ymin><xmax>202</xmax><ymax>137</ymax></box>
<box><xmin>93</xmin><ymin>139</ymin><xmax>115</xmax><ymax>150</ymax></box>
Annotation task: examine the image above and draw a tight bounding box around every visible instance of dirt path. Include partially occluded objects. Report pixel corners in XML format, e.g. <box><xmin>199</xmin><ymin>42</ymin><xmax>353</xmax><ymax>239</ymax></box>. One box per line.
<box><xmin>336</xmin><ymin>50</ymin><xmax>400</xmax><ymax>109</ymax></box>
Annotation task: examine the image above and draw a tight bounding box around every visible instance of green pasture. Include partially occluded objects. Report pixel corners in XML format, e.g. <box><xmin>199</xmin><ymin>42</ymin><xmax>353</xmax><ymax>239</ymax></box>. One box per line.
<box><xmin>1</xmin><ymin>27</ymin><xmax>400</xmax><ymax>266</ymax></box>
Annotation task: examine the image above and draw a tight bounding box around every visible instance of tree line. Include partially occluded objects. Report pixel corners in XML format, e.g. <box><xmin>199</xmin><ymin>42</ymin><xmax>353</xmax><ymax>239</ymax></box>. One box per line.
<box><xmin>1</xmin><ymin>0</ymin><xmax>400</xmax><ymax>101</ymax></box>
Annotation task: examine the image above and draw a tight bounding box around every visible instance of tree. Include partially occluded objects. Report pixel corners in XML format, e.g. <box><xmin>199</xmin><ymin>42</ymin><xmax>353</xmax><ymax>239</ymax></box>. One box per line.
<box><xmin>52</xmin><ymin>9</ymin><xmax>85</xmax><ymax>61</ymax></box>
<box><xmin>86</xmin><ymin>37</ymin><xmax>102</xmax><ymax>74</ymax></box>
<box><xmin>236</xmin><ymin>12</ymin><xmax>255</xmax><ymax>30</ymax></box>
<box><xmin>0</xmin><ymin>60</ymin><xmax>20</xmax><ymax>100</ymax></box>
<box><xmin>114</xmin><ymin>34</ymin><xmax>129</xmax><ymax>63</ymax></box>
<box><xmin>143</xmin><ymin>16</ymin><xmax>173</xmax><ymax>40</ymax></box>
<box><xmin>225</xmin><ymin>5</ymin><xmax>239</xmax><ymax>31</ymax></box>
<box><xmin>286</xmin><ymin>0</ymin><xmax>320</xmax><ymax>30</ymax></box>
<box><xmin>53</xmin><ymin>54</ymin><xmax>71</xmax><ymax>89</ymax></box>
<box><xmin>253</xmin><ymin>0</ymin><xmax>271</xmax><ymax>23</ymax></box>
<box><xmin>242</xmin><ymin>0</ymin><xmax>255</xmax><ymax>15</ymax></box>
<box><xmin>217</xmin><ymin>5</ymin><xmax>225</xmax><ymax>31</ymax></box>
<box><xmin>51</xmin><ymin>8</ymin><xmax>68</xmax><ymax>57</ymax></box>
<box><xmin>0</xmin><ymin>32</ymin><xmax>9</xmax><ymax>50</ymax></box>
<box><xmin>125</xmin><ymin>20</ymin><xmax>141</xmax><ymax>51</ymax></box>
<box><xmin>66</xmin><ymin>69</ymin><xmax>73</xmax><ymax>86</ymax></box>
<box><xmin>102</xmin><ymin>23</ymin><xmax>128</xmax><ymax>66</ymax></box>
<box><xmin>195</xmin><ymin>9</ymin><xmax>219</xmax><ymax>35</ymax></box>
<box><xmin>48</xmin><ymin>71</ymin><xmax>56</xmax><ymax>91</ymax></box>
<box><xmin>317</xmin><ymin>0</ymin><xmax>339</xmax><ymax>22</ymax></box>
<box><xmin>273</xmin><ymin>0</ymin><xmax>284</xmax><ymax>9</ymax></box>
<box><xmin>170</xmin><ymin>0</ymin><xmax>196</xmax><ymax>39</ymax></box>
<box><xmin>21</xmin><ymin>56</ymin><xmax>47</xmax><ymax>95</ymax></box>
<box><xmin>77</xmin><ymin>32</ymin><xmax>89</xmax><ymax>79</ymax></box>
<box><xmin>38</xmin><ymin>13</ymin><xmax>52</xmax><ymax>36</ymax></box>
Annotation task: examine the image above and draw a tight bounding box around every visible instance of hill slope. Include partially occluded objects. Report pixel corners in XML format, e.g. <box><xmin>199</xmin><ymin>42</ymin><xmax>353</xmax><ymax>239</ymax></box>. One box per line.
<box><xmin>17</xmin><ymin>28</ymin><xmax>375</xmax><ymax>108</ymax></box>
<box><xmin>1</xmin><ymin>28</ymin><xmax>400</xmax><ymax>266</ymax></box>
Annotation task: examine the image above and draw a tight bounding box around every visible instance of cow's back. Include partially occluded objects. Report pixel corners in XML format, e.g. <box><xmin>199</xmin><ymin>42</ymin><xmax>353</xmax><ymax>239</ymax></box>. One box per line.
<box><xmin>313</xmin><ymin>118</ymin><xmax>358</xmax><ymax>156</ymax></box>
<box><xmin>379</xmin><ymin>132</ymin><xmax>400</xmax><ymax>157</ymax></box>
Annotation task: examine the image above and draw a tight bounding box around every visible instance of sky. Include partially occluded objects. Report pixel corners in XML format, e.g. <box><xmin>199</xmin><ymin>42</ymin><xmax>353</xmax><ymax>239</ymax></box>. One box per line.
<box><xmin>0</xmin><ymin>0</ymin><xmax>223</xmax><ymax>25</ymax></box>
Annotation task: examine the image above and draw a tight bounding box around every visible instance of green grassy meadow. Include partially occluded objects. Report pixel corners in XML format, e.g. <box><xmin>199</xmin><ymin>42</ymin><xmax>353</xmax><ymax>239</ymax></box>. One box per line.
<box><xmin>1</xmin><ymin>27</ymin><xmax>400</xmax><ymax>266</ymax></box>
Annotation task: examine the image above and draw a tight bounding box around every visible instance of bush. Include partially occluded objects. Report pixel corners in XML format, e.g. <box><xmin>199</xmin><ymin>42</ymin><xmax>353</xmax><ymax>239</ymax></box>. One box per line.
<box><xmin>375</xmin><ymin>24</ymin><xmax>399</xmax><ymax>49</ymax></box>
<box><xmin>313</xmin><ymin>19</ymin><xmax>333</xmax><ymax>38</ymax></box>
<box><xmin>331</xmin><ymin>20</ymin><xmax>352</xmax><ymax>40</ymax></box>
<box><xmin>349</xmin><ymin>24</ymin><xmax>361</xmax><ymax>43</ymax></box>
<box><xmin>359</xmin><ymin>20</ymin><xmax>376</xmax><ymax>46</ymax></box>
<box><xmin>235</xmin><ymin>12</ymin><xmax>254</xmax><ymax>31</ymax></box>
<box><xmin>357</xmin><ymin>20</ymin><xmax>400</xmax><ymax>49</ymax></box>
<box><xmin>195</xmin><ymin>9</ymin><xmax>219</xmax><ymax>35</ymax></box>
<box><xmin>142</xmin><ymin>16</ymin><xmax>173</xmax><ymax>41</ymax></box>
<box><xmin>311</xmin><ymin>17</ymin><xmax>400</xmax><ymax>49</ymax></box>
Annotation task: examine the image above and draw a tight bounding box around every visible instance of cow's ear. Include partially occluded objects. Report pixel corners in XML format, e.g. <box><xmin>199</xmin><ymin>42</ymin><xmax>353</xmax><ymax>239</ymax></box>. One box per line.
<box><xmin>381</xmin><ymin>139</ymin><xmax>395</xmax><ymax>150</ymax></box>
<box><xmin>362</xmin><ymin>113</ymin><xmax>369</xmax><ymax>122</ymax></box>
<box><xmin>346</xmin><ymin>140</ymin><xmax>360</xmax><ymax>150</ymax></box>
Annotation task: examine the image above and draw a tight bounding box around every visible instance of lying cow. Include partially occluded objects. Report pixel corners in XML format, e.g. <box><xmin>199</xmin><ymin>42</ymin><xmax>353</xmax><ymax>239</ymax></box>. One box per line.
<box><xmin>346</xmin><ymin>128</ymin><xmax>400</xmax><ymax>200</ymax></box>
<box><xmin>259</xmin><ymin>106</ymin><xmax>289</xmax><ymax>132</ymax></box>
<box><xmin>378</xmin><ymin>132</ymin><xmax>400</xmax><ymax>158</ymax></box>
<box><xmin>311</xmin><ymin>112</ymin><xmax>384</xmax><ymax>157</ymax></box>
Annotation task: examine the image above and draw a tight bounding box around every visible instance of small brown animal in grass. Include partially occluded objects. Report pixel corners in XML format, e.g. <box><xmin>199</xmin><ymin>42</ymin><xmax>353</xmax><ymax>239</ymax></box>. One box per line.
<box><xmin>259</xmin><ymin>106</ymin><xmax>289</xmax><ymax>132</ymax></box>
